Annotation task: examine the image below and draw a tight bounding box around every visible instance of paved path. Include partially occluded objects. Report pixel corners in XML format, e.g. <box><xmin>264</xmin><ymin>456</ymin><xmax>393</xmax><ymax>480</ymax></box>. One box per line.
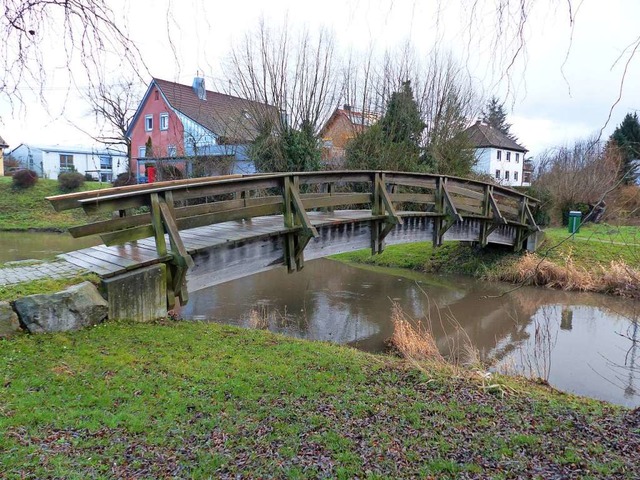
<box><xmin>0</xmin><ymin>260</ymin><xmax>87</xmax><ymax>286</ymax></box>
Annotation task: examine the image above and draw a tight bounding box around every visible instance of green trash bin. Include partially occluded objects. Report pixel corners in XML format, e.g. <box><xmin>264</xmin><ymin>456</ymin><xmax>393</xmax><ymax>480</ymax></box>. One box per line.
<box><xmin>568</xmin><ymin>210</ymin><xmax>582</xmax><ymax>234</ymax></box>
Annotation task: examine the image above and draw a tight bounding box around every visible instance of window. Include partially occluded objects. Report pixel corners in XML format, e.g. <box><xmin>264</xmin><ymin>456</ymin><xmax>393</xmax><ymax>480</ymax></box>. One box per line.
<box><xmin>497</xmin><ymin>150</ymin><xmax>502</xmax><ymax>160</ymax></box>
<box><xmin>167</xmin><ymin>145</ymin><xmax>177</xmax><ymax>157</ymax></box>
<box><xmin>160</xmin><ymin>113</ymin><xmax>169</xmax><ymax>131</ymax></box>
<box><xmin>506</xmin><ymin>152</ymin><xmax>511</xmax><ymax>162</ymax></box>
<box><xmin>515</xmin><ymin>153</ymin><xmax>520</xmax><ymax>163</ymax></box>
<box><xmin>145</xmin><ymin>114</ymin><xmax>153</xmax><ymax>131</ymax></box>
<box><xmin>495</xmin><ymin>169</ymin><xmax>501</xmax><ymax>179</ymax></box>
<box><xmin>99</xmin><ymin>155</ymin><xmax>112</xmax><ymax>169</ymax></box>
<box><xmin>138</xmin><ymin>146</ymin><xmax>146</xmax><ymax>158</ymax></box>
<box><xmin>59</xmin><ymin>154</ymin><xmax>74</xmax><ymax>172</ymax></box>
<box><xmin>154</xmin><ymin>90</ymin><xmax>159</xmax><ymax>101</ymax></box>
<box><xmin>514</xmin><ymin>171</ymin><xmax>519</xmax><ymax>182</ymax></box>
<box><xmin>505</xmin><ymin>171</ymin><xmax>510</xmax><ymax>181</ymax></box>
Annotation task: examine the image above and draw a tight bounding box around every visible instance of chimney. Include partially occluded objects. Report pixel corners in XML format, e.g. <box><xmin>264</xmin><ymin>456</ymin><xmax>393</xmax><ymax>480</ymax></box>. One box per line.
<box><xmin>192</xmin><ymin>75</ymin><xmax>207</xmax><ymax>101</ymax></box>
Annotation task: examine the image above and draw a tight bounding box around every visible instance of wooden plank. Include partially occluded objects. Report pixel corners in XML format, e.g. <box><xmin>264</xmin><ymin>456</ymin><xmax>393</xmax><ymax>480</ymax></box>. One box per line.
<box><xmin>158</xmin><ymin>199</ymin><xmax>194</xmax><ymax>268</ymax></box>
<box><xmin>288</xmin><ymin>183</ymin><xmax>319</xmax><ymax>238</ymax></box>
<box><xmin>91</xmin><ymin>244</ymin><xmax>162</xmax><ymax>264</ymax></box>
<box><xmin>78</xmin><ymin>247</ymin><xmax>139</xmax><ymax>269</ymax></box>
<box><xmin>69</xmin><ymin>212</ymin><xmax>151</xmax><ymax>238</ymax></box>
<box><xmin>62</xmin><ymin>250</ymin><xmax>123</xmax><ymax>276</ymax></box>
<box><xmin>302</xmin><ymin>193</ymin><xmax>371</xmax><ymax>209</ymax></box>
<box><xmin>446</xmin><ymin>184</ymin><xmax>485</xmax><ymax>201</ymax></box>
<box><xmin>441</xmin><ymin>184</ymin><xmax>463</xmax><ymax>223</ymax></box>
<box><xmin>296</xmin><ymin>172</ymin><xmax>372</xmax><ymax>185</ymax></box>
<box><xmin>385</xmin><ymin>173</ymin><xmax>437</xmax><ymax>189</ymax></box>
<box><xmin>81</xmin><ymin>195</ymin><xmax>149</xmax><ymax>215</ymax></box>
<box><xmin>47</xmin><ymin>174</ymin><xmax>245</xmax><ymax>211</ymax></box>
<box><xmin>389</xmin><ymin>193</ymin><xmax>435</xmax><ymax>204</ymax></box>
<box><xmin>488</xmin><ymin>190</ymin><xmax>508</xmax><ymax>224</ymax></box>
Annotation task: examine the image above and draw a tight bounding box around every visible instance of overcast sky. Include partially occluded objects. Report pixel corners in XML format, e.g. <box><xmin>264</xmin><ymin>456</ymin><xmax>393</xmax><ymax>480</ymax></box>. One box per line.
<box><xmin>2</xmin><ymin>0</ymin><xmax>639</xmax><ymax>158</ymax></box>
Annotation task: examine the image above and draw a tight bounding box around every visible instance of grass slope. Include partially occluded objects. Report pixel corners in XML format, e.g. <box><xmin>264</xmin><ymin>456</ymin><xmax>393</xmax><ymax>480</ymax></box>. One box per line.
<box><xmin>0</xmin><ymin>177</ymin><xmax>108</xmax><ymax>231</ymax></box>
<box><xmin>1</xmin><ymin>322</ymin><xmax>638</xmax><ymax>478</ymax></box>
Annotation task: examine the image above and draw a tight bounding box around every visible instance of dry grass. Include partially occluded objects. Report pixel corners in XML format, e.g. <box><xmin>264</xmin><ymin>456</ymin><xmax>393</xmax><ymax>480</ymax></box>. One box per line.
<box><xmin>494</xmin><ymin>252</ymin><xmax>640</xmax><ymax>298</ymax></box>
<box><xmin>247</xmin><ymin>307</ymin><xmax>270</xmax><ymax>330</ymax></box>
<box><xmin>389</xmin><ymin>303</ymin><xmax>444</xmax><ymax>363</ymax></box>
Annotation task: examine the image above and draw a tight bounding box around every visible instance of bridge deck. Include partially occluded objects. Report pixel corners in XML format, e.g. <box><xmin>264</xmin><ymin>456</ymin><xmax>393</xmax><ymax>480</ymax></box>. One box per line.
<box><xmin>59</xmin><ymin>210</ymin><xmax>380</xmax><ymax>278</ymax></box>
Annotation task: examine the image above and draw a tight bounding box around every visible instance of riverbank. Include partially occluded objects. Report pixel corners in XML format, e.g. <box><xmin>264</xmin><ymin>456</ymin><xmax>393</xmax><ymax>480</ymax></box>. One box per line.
<box><xmin>0</xmin><ymin>177</ymin><xmax>108</xmax><ymax>231</ymax></box>
<box><xmin>1</xmin><ymin>320</ymin><xmax>637</xmax><ymax>478</ymax></box>
<box><xmin>334</xmin><ymin>224</ymin><xmax>640</xmax><ymax>298</ymax></box>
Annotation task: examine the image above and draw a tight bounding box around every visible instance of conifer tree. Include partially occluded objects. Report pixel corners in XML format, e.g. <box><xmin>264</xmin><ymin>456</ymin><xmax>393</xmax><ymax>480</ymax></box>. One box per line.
<box><xmin>608</xmin><ymin>112</ymin><xmax>640</xmax><ymax>184</ymax></box>
<box><xmin>481</xmin><ymin>96</ymin><xmax>515</xmax><ymax>140</ymax></box>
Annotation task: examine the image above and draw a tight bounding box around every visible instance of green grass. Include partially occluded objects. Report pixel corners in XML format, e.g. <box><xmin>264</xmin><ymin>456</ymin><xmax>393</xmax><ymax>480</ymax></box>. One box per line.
<box><xmin>334</xmin><ymin>241</ymin><xmax>519</xmax><ymax>277</ymax></box>
<box><xmin>334</xmin><ymin>225</ymin><xmax>640</xmax><ymax>280</ymax></box>
<box><xmin>0</xmin><ymin>177</ymin><xmax>109</xmax><ymax>231</ymax></box>
<box><xmin>542</xmin><ymin>224</ymin><xmax>640</xmax><ymax>268</ymax></box>
<box><xmin>0</xmin><ymin>273</ymin><xmax>100</xmax><ymax>302</ymax></box>
<box><xmin>0</xmin><ymin>321</ymin><xmax>637</xmax><ymax>478</ymax></box>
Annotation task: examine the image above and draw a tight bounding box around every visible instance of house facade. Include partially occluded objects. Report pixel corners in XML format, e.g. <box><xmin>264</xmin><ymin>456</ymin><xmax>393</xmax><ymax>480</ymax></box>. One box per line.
<box><xmin>0</xmin><ymin>135</ymin><xmax>8</xmax><ymax>176</ymax></box>
<box><xmin>319</xmin><ymin>105</ymin><xmax>379</xmax><ymax>168</ymax></box>
<box><xmin>465</xmin><ymin>120</ymin><xmax>528</xmax><ymax>187</ymax></box>
<box><xmin>127</xmin><ymin>77</ymin><xmax>278</xmax><ymax>181</ymax></box>
<box><xmin>8</xmin><ymin>144</ymin><xmax>127</xmax><ymax>181</ymax></box>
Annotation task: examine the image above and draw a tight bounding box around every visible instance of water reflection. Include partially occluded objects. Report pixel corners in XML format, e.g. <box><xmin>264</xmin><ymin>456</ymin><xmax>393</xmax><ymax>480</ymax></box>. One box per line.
<box><xmin>180</xmin><ymin>258</ymin><xmax>640</xmax><ymax>407</ymax></box>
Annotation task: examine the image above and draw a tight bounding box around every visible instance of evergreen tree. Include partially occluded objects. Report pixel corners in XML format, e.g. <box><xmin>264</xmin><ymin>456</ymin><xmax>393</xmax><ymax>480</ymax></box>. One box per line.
<box><xmin>482</xmin><ymin>96</ymin><xmax>515</xmax><ymax>140</ymax></box>
<box><xmin>250</xmin><ymin>121</ymin><xmax>321</xmax><ymax>173</ymax></box>
<box><xmin>608</xmin><ymin>112</ymin><xmax>640</xmax><ymax>184</ymax></box>
<box><xmin>346</xmin><ymin>80</ymin><xmax>425</xmax><ymax>172</ymax></box>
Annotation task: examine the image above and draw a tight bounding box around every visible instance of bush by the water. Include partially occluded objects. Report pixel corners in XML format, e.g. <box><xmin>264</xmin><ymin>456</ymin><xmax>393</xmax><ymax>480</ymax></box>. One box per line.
<box><xmin>12</xmin><ymin>169</ymin><xmax>38</xmax><ymax>189</ymax></box>
<box><xmin>57</xmin><ymin>172</ymin><xmax>86</xmax><ymax>192</ymax></box>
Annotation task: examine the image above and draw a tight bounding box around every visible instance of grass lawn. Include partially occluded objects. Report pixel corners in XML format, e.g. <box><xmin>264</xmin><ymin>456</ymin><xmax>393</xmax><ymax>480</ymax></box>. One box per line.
<box><xmin>0</xmin><ymin>273</ymin><xmax>100</xmax><ymax>302</ymax></box>
<box><xmin>1</xmin><ymin>321</ymin><xmax>638</xmax><ymax>478</ymax></box>
<box><xmin>0</xmin><ymin>177</ymin><xmax>109</xmax><ymax>231</ymax></box>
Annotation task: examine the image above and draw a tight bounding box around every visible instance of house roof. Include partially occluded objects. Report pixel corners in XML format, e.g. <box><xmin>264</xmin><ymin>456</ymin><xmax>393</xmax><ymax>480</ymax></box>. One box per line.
<box><xmin>0</xmin><ymin>135</ymin><xmax>8</xmax><ymax>148</ymax></box>
<box><xmin>151</xmin><ymin>78</ymin><xmax>278</xmax><ymax>143</ymax></box>
<box><xmin>464</xmin><ymin>121</ymin><xmax>527</xmax><ymax>153</ymax></box>
<box><xmin>319</xmin><ymin>106</ymin><xmax>380</xmax><ymax>137</ymax></box>
<box><xmin>9</xmin><ymin>143</ymin><xmax>127</xmax><ymax>157</ymax></box>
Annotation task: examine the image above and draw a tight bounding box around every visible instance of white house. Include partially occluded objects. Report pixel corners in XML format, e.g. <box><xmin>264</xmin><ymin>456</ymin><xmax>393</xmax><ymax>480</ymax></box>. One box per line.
<box><xmin>465</xmin><ymin>121</ymin><xmax>529</xmax><ymax>187</ymax></box>
<box><xmin>7</xmin><ymin>144</ymin><xmax>128</xmax><ymax>181</ymax></box>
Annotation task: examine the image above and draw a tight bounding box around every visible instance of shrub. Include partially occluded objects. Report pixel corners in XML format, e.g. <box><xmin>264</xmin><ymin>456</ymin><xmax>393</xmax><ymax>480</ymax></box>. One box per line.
<box><xmin>58</xmin><ymin>172</ymin><xmax>86</xmax><ymax>192</ymax></box>
<box><xmin>157</xmin><ymin>164</ymin><xmax>184</xmax><ymax>181</ymax></box>
<box><xmin>12</xmin><ymin>169</ymin><xmax>38</xmax><ymax>189</ymax></box>
<box><xmin>113</xmin><ymin>172</ymin><xmax>137</xmax><ymax>187</ymax></box>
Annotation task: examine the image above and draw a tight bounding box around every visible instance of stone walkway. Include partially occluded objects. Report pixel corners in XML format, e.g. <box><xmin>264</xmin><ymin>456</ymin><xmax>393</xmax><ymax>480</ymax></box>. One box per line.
<box><xmin>0</xmin><ymin>260</ymin><xmax>87</xmax><ymax>286</ymax></box>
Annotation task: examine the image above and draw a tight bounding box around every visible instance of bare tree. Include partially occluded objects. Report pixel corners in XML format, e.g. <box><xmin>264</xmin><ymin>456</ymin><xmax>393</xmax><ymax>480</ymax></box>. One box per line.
<box><xmin>223</xmin><ymin>20</ymin><xmax>341</xmax><ymax>172</ymax></box>
<box><xmin>1</xmin><ymin>0</ymin><xmax>145</xmax><ymax>116</ymax></box>
<box><xmin>535</xmin><ymin>136</ymin><xmax>622</xmax><ymax>220</ymax></box>
<box><xmin>78</xmin><ymin>77</ymin><xmax>142</xmax><ymax>172</ymax></box>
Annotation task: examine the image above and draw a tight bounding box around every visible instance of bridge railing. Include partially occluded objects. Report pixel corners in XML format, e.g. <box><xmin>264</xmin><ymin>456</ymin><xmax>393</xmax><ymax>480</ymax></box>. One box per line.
<box><xmin>48</xmin><ymin>171</ymin><xmax>540</xmax><ymax>307</ymax></box>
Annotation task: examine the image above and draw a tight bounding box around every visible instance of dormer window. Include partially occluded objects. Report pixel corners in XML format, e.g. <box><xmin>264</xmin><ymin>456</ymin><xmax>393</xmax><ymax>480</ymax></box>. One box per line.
<box><xmin>145</xmin><ymin>114</ymin><xmax>153</xmax><ymax>132</ymax></box>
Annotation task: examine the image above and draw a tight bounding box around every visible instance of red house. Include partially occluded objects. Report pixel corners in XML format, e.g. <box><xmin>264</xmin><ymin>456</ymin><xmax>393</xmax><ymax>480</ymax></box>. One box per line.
<box><xmin>127</xmin><ymin>77</ymin><xmax>277</xmax><ymax>180</ymax></box>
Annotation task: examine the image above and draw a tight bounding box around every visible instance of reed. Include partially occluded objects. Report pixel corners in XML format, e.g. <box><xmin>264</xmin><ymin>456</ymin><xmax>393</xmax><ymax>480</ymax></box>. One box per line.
<box><xmin>389</xmin><ymin>303</ymin><xmax>444</xmax><ymax>363</ymax></box>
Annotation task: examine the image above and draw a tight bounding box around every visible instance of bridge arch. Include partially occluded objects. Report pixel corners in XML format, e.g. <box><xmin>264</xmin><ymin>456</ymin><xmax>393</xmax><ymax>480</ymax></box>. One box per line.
<box><xmin>48</xmin><ymin>171</ymin><xmax>541</xmax><ymax>314</ymax></box>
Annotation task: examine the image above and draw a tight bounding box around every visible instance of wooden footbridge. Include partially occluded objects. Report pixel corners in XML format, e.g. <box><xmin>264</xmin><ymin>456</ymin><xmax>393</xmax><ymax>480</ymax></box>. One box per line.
<box><xmin>48</xmin><ymin>171</ymin><xmax>541</xmax><ymax>319</ymax></box>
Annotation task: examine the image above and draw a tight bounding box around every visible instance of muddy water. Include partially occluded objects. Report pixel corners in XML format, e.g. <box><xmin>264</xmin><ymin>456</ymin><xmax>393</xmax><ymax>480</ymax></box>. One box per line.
<box><xmin>179</xmin><ymin>258</ymin><xmax>640</xmax><ymax>407</ymax></box>
<box><xmin>0</xmin><ymin>231</ymin><xmax>98</xmax><ymax>263</ymax></box>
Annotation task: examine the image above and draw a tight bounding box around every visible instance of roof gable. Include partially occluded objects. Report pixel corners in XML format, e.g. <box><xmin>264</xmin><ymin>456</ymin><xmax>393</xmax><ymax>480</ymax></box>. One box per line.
<box><xmin>152</xmin><ymin>78</ymin><xmax>278</xmax><ymax>143</ymax></box>
<box><xmin>0</xmin><ymin>135</ymin><xmax>8</xmax><ymax>148</ymax></box>
<box><xmin>320</xmin><ymin>107</ymin><xmax>380</xmax><ymax>137</ymax></box>
<box><xmin>464</xmin><ymin>121</ymin><xmax>527</xmax><ymax>153</ymax></box>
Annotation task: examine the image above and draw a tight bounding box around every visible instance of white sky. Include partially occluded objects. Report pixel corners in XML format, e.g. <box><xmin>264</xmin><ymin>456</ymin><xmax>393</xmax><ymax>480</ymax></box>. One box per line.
<box><xmin>1</xmin><ymin>0</ymin><xmax>639</xmax><ymax>158</ymax></box>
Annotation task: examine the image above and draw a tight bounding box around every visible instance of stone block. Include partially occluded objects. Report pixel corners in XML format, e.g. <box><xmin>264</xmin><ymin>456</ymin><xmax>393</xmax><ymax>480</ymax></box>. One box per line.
<box><xmin>102</xmin><ymin>264</ymin><xmax>167</xmax><ymax>322</ymax></box>
<box><xmin>0</xmin><ymin>301</ymin><xmax>21</xmax><ymax>337</ymax></box>
<box><xmin>14</xmin><ymin>282</ymin><xmax>108</xmax><ymax>333</ymax></box>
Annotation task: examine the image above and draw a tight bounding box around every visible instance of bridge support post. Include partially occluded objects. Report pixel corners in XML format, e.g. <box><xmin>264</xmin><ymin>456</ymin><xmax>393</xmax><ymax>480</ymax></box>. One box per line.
<box><xmin>282</xmin><ymin>175</ymin><xmax>319</xmax><ymax>273</ymax></box>
<box><xmin>370</xmin><ymin>173</ymin><xmax>402</xmax><ymax>254</ymax></box>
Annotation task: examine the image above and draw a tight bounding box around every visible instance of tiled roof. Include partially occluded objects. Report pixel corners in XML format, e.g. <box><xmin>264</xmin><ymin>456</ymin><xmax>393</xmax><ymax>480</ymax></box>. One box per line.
<box><xmin>464</xmin><ymin>121</ymin><xmax>527</xmax><ymax>152</ymax></box>
<box><xmin>0</xmin><ymin>135</ymin><xmax>8</xmax><ymax>148</ymax></box>
<box><xmin>319</xmin><ymin>107</ymin><xmax>380</xmax><ymax>137</ymax></box>
<box><xmin>154</xmin><ymin>78</ymin><xmax>278</xmax><ymax>143</ymax></box>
